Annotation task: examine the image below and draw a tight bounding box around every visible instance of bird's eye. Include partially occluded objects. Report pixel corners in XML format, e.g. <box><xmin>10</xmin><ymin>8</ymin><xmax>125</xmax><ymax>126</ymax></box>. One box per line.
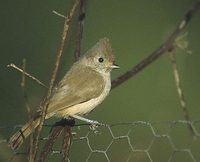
<box><xmin>98</xmin><ymin>57</ymin><xmax>104</xmax><ymax>63</ymax></box>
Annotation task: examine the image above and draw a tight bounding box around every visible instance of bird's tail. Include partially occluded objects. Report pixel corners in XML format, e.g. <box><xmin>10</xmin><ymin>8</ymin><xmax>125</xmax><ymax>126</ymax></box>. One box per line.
<box><xmin>8</xmin><ymin>117</ymin><xmax>40</xmax><ymax>151</ymax></box>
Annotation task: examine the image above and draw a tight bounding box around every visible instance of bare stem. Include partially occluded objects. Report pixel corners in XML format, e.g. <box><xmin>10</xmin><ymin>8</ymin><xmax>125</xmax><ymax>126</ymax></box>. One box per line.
<box><xmin>31</xmin><ymin>0</ymin><xmax>79</xmax><ymax>160</ymax></box>
<box><xmin>19</xmin><ymin>59</ymin><xmax>34</xmax><ymax>162</ymax></box>
<box><xmin>38</xmin><ymin>126</ymin><xmax>64</xmax><ymax>162</ymax></box>
<box><xmin>7</xmin><ymin>63</ymin><xmax>47</xmax><ymax>88</ymax></box>
<box><xmin>52</xmin><ymin>10</ymin><xmax>67</xmax><ymax>19</ymax></box>
<box><xmin>111</xmin><ymin>1</ymin><xmax>200</xmax><ymax>89</ymax></box>
<box><xmin>169</xmin><ymin>52</ymin><xmax>196</xmax><ymax>140</ymax></box>
<box><xmin>61</xmin><ymin>126</ymin><xmax>72</xmax><ymax>162</ymax></box>
<box><xmin>21</xmin><ymin>59</ymin><xmax>26</xmax><ymax>88</ymax></box>
<box><xmin>74</xmin><ymin>0</ymin><xmax>86</xmax><ymax>61</ymax></box>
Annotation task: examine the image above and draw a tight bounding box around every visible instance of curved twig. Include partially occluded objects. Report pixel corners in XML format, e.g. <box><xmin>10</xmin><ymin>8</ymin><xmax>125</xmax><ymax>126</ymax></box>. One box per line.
<box><xmin>111</xmin><ymin>1</ymin><xmax>200</xmax><ymax>89</ymax></box>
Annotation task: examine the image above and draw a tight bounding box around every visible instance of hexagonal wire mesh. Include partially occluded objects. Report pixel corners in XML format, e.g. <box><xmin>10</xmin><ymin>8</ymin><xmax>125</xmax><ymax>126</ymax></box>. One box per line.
<box><xmin>1</xmin><ymin>120</ymin><xmax>200</xmax><ymax>162</ymax></box>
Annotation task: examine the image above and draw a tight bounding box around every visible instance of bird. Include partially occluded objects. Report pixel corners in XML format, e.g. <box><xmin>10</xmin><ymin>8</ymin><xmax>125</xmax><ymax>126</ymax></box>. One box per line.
<box><xmin>8</xmin><ymin>37</ymin><xmax>119</xmax><ymax>151</ymax></box>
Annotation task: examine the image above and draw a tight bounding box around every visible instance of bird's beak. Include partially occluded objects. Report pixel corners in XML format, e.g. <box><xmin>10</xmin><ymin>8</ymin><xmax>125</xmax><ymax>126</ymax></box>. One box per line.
<box><xmin>110</xmin><ymin>63</ymin><xmax>120</xmax><ymax>69</ymax></box>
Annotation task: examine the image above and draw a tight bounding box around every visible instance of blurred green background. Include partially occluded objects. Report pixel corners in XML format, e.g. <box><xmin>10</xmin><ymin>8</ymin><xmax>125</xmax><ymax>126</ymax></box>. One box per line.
<box><xmin>0</xmin><ymin>0</ymin><xmax>200</xmax><ymax>161</ymax></box>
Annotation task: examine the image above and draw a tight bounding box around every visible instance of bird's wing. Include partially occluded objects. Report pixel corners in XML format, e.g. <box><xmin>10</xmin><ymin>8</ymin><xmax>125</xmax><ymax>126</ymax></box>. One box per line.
<box><xmin>46</xmin><ymin>64</ymin><xmax>105</xmax><ymax>116</ymax></box>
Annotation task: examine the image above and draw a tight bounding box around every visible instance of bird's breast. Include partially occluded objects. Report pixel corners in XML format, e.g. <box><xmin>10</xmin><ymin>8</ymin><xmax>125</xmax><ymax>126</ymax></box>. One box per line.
<box><xmin>59</xmin><ymin>73</ymin><xmax>111</xmax><ymax>117</ymax></box>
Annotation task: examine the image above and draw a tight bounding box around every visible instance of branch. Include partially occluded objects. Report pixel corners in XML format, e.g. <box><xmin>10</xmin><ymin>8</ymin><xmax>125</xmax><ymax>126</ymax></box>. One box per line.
<box><xmin>74</xmin><ymin>0</ymin><xmax>86</xmax><ymax>61</ymax></box>
<box><xmin>52</xmin><ymin>10</ymin><xmax>67</xmax><ymax>19</ymax></box>
<box><xmin>111</xmin><ymin>1</ymin><xmax>200</xmax><ymax>89</ymax></box>
<box><xmin>61</xmin><ymin>126</ymin><xmax>72</xmax><ymax>162</ymax></box>
<box><xmin>7</xmin><ymin>63</ymin><xmax>48</xmax><ymax>88</ymax></box>
<box><xmin>31</xmin><ymin>0</ymin><xmax>79</xmax><ymax>160</ymax></box>
<box><xmin>19</xmin><ymin>59</ymin><xmax>34</xmax><ymax>162</ymax></box>
<box><xmin>38</xmin><ymin>126</ymin><xmax>63</xmax><ymax>162</ymax></box>
<box><xmin>169</xmin><ymin>52</ymin><xmax>196</xmax><ymax>140</ymax></box>
<box><xmin>38</xmin><ymin>119</ymin><xmax>74</xmax><ymax>161</ymax></box>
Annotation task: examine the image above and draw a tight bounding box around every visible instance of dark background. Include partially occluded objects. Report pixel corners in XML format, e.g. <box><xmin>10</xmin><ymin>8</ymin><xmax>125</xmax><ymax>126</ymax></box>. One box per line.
<box><xmin>0</xmin><ymin>0</ymin><xmax>200</xmax><ymax>161</ymax></box>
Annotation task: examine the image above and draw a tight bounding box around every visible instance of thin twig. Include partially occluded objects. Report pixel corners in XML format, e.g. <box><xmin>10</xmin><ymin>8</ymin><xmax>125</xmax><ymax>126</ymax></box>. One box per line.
<box><xmin>7</xmin><ymin>63</ymin><xmax>48</xmax><ymax>88</ymax></box>
<box><xmin>74</xmin><ymin>0</ymin><xmax>86</xmax><ymax>61</ymax></box>
<box><xmin>31</xmin><ymin>0</ymin><xmax>79</xmax><ymax>160</ymax></box>
<box><xmin>19</xmin><ymin>59</ymin><xmax>34</xmax><ymax>162</ymax></box>
<box><xmin>111</xmin><ymin>1</ymin><xmax>200</xmax><ymax>89</ymax></box>
<box><xmin>61</xmin><ymin>126</ymin><xmax>72</xmax><ymax>162</ymax></box>
<box><xmin>52</xmin><ymin>10</ymin><xmax>67</xmax><ymax>19</ymax></box>
<box><xmin>20</xmin><ymin>59</ymin><xmax>32</xmax><ymax>120</ymax></box>
<box><xmin>38</xmin><ymin>119</ymin><xmax>74</xmax><ymax>161</ymax></box>
<box><xmin>21</xmin><ymin>59</ymin><xmax>26</xmax><ymax>88</ymax></box>
<box><xmin>38</xmin><ymin>126</ymin><xmax>64</xmax><ymax>162</ymax></box>
<box><xmin>169</xmin><ymin>52</ymin><xmax>196</xmax><ymax>140</ymax></box>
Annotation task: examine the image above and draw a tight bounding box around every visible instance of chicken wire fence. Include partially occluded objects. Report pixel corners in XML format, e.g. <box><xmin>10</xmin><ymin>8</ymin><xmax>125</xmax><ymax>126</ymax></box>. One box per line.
<box><xmin>0</xmin><ymin>120</ymin><xmax>200</xmax><ymax>162</ymax></box>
